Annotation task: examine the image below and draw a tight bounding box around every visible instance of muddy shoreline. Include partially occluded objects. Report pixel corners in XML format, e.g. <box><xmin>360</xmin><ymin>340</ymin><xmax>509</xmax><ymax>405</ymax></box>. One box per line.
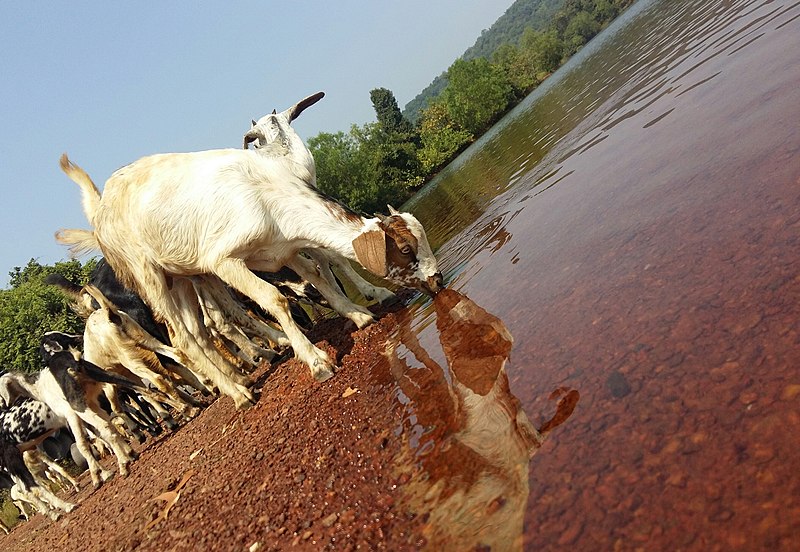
<box><xmin>1</xmin><ymin>298</ymin><xmax>415</xmax><ymax>551</ymax></box>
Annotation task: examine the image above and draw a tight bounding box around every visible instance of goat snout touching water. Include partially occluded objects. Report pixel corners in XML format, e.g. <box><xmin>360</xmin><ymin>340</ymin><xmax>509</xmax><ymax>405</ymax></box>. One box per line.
<box><xmin>57</xmin><ymin>91</ymin><xmax>443</xmax><ymax>401</ymax></box>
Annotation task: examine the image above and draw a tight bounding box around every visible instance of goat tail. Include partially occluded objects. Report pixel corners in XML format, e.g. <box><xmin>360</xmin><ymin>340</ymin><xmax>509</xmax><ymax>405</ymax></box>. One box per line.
<box><xmin>59</xmin><ymin>153</ymin><xmax>101</xmax><ymax>224</ymax></box>
<box><xmin>55</xmin><ymin>228</ymin><xmax>101</xmax><ymax>258</ymax></box>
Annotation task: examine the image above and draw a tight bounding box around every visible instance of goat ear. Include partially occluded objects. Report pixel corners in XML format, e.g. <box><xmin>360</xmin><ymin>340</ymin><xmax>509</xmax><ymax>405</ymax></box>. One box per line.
<box><xmin>287</xmin><ymin>91</ymin><xmax>325</xmax><ymax>122</ymax></box>
<box><xmin>352</xmin><ymin>230</ymin><xmax>387</xmax><ymax>277</ymax></box>
<box><xmin>387</xmin><ymin>204</ymin><xmax>400</xmax><ymax>216</ymax></box>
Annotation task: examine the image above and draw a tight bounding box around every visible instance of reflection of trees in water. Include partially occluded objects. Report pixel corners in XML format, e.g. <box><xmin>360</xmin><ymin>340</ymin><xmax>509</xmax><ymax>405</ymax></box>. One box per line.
<box><xmin>380</xmin><ymin>289</ymin><xmax>579</xmax><ymax>550</ymax></box>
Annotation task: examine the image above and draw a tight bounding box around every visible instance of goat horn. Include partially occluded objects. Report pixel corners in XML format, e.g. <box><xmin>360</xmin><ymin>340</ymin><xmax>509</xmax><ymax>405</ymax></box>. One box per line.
<box><xmin>251</xmin><ymin>119</ymin><xmax>257</xmax><ymax>127</ymax></box>
<box><xmin>243</xmin><ymin>128</ymin><xmax>260</xmax><ymax>149</ymax></box>
<box><xmin>287</xmin><ymin>91</ymin><xmax>325</xmax><ymax>122</ymax></box>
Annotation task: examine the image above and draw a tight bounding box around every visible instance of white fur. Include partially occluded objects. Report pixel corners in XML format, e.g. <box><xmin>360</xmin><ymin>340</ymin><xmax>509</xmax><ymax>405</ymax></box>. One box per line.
<box><xmin>57</xmin><ymin>94</ymin><xmax>441</xmax><ymax>392</ymax></box>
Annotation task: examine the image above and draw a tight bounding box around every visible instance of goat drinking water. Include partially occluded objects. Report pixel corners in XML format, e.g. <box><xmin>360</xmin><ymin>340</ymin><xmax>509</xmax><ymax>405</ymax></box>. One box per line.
<box><xmin>57</xmin><ymin>92</ymin><xmax>442</xmax><ymax>405</ymax></box>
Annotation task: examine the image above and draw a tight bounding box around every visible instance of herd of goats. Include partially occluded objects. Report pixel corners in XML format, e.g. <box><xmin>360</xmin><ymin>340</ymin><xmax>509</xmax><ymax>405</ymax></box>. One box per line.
<box><xmin>0</xmin><ymin>91</ymin><xmax>444</xmax><ymax>528</ymax></box>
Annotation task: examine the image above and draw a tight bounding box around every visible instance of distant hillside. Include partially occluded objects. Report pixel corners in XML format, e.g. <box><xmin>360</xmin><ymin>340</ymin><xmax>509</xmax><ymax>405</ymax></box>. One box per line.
<box><xmin>403</xmin><ymin>0</ymin><xmax>566</xmax><ymax>122</ymax></box>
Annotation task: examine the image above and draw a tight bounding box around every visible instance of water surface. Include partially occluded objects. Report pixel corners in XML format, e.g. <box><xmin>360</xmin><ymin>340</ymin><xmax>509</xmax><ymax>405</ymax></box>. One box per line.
<box><xmin>388</xmin><ymin>0</ymin><xmax>800</xmax><ymax>549</ymax></box>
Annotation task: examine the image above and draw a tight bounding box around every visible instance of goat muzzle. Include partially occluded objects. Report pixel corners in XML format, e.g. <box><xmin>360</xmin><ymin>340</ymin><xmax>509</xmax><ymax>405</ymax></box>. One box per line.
<box><xmin>421</xmin><ymin>272</ymin><xmax>444</xmax><ymax>297</ymax></box>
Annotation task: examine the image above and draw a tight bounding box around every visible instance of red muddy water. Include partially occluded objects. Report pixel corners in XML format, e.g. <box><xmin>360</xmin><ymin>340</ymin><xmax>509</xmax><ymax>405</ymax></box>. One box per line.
<box><xmin>404</xmin><ymin>0</ymin><xmax>800</xmax><ymax>549</ymax></box>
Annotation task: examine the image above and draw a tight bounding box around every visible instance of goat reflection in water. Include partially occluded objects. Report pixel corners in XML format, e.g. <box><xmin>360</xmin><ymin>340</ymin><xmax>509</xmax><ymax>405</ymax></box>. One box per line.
<box><xmin>380</xmin><ymin>289</ymin><xmax>579</xmax><ymax>551</ymax></box>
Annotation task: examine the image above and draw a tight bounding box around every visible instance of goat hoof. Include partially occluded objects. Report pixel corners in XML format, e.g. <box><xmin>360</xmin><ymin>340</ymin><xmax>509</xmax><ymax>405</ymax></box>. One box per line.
<box><xmin>372</xmin><ymin>289</ymin><xmax>397</xmax><ymax>304</ymax></box>
<box><xmin>311</xmin><ymin>362</ymin><xmax>335</xmax><ymax>382</ymax></box>
<box><xmin>233</xmin><ymin>397</ymin><xmax>255</xmax><ymax>410</ymax></box>
<box><xmin>350</xmin><ymin>311</ymin><xmax>375</xmax><ymax>329</ymax></box>
<box><xmin>233</xmin><ymin>388</ymin><xmax>256</xmax><ymax>410</ymax></box>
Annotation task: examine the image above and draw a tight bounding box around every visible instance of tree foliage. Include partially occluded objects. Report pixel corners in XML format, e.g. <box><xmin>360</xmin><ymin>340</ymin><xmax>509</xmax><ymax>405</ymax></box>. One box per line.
<box><xmin>441</xmin><ymin>58</ymin><xmax>514</xmax><ymax>135</ymax></box>
<box><xmin>520</xmin><ymin>29</ymin><xmax>564</xmax><ymax>74</ymax></box>
<box><xmin>0</xmin><ymin>258</ymin><xmax>97</xmax><ymax>373</ymax></box>
<box><xmin>370</xmin><ymin>88</ymin><xmax>415</xmax><ymax>136</ymax></box>
<box><xmin>404</xmin><ymin>0</ymin><xmax>566</xmax><ymax>122</ymax></box>
<box><xmin>306</xmin><ymin>0</ymin><xmax>634</xmax><ymax>214</ymax></box>
<box><xmin>417</xmin><ymin>101</ymin><xmax>473</xmax><ymax>174</ymax></box>
<box><xmin>310</xmin><ymin>89</ymin><xmax>422</xmax><ymax>215</ymax></box>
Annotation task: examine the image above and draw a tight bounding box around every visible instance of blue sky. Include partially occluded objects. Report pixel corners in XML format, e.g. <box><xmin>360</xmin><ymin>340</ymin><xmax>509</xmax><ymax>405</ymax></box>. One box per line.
<box><xmin>0</xmin><ymin>1</ymin><xmax>512</xmax><ymax>287</ymax></box>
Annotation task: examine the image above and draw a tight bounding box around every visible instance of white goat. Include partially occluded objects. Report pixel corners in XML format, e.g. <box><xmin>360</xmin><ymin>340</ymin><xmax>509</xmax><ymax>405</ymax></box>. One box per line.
<box><xmin>57</xmin><ymin>92</ymin><xmax>443</xmax><ymax>401</ymax></box>
<box><xmin>244</xmin><ymin>92</ymin><xmax>398</xmax><ymax>308</ymax></box>
<box><xmin>80</xmin><ymin>284</ymin><xmax>203</xmax><ymax>420</ymax></box>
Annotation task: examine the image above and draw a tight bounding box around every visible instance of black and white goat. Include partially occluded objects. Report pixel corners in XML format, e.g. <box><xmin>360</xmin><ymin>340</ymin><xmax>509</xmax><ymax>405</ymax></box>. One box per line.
<box><xmin>56</xmin><ymin>92</ymin><xmax>442</xmax><ymax>407</ymax></box>
<box><xmin>0</xmin><ymin>398</ymin><xmax>76</xmax><ymax>519</ymax></box>
<box><xmin>41</xmin><ymin>330</ymin><xmax>169</xmax><ymax>441</ymax></box>
<box><xmin>0</xmin><ymin>344</ymin><xmax>140</xmax><ymax>489</ymax></box>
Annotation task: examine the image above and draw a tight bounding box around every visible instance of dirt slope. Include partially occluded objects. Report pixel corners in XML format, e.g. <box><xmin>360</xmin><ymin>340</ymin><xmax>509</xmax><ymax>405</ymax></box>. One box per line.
<box><xmin>1</xmin><ymin>298</ymin><xmax>426</xmax><ymax>552</ymax></box>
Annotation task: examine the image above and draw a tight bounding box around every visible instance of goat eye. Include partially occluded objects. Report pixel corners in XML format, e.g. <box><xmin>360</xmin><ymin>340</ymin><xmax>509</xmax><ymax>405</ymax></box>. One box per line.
<box><xmin>400</xmin><ymin>246</ymin><xmax>412</xmax><ymax>255</ymax></box>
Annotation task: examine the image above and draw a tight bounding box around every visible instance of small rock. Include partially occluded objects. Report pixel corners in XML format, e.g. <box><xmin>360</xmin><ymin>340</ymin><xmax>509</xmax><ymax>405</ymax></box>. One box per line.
<box><xmin>605</xmin><ymin>371</ymin><xmax>631</xmax><ymax>398</ymax></box>
<box><xmin>780</xmin><ymin>383</ymin><xmax>800</xmax><ymax>401</ymax></box>
<box><xmin>322</xmin><ymin>513</ymin><xmax>338</xmax><ymax>527</ymax></box>
<box><xmin>709</xmin><ymin>507</ymin><xmax>734</xmax><ymax>522</ymax></box>
<box><xmin>339</xmin><ymin>509</ymin><xmax>356</xmax><ymax>524</ymax></box>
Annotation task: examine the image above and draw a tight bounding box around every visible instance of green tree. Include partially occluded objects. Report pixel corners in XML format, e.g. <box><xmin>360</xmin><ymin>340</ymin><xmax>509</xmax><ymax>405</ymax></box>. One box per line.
<box><xmin>308</xmin><ymin>123</ymin><xmax>404</xmax><ymax>215</ymax></box>
<box><xmin>417</xmin><ymin>101</ymin><xmax>473</xmax><ymax>174</ymax></box>
<box><xmin>563</xmin><ymin>10</ymin><xmax>601</xmax><ymax>54</ymax></box>
<box><xmin>492</xmin><ymin>43</ymin><xmax>536</xmax><ymax>96</ymax></box>
<box><xmin>594</xmin><ymin>0</ymin><xmax>620</xmax><ymax>22</ymax></box>
<box><xmin>308</xmin><ymin>130</ymin><xmax>365</xmax><ymax>203</ymax></box>
<box><xmin>369</xmin><ymin>88</ymin><xmax>415</xmax><ymax>136</ymax></box>
<box><xmin>441</xmin><ymin>58</ymin><xmax>514</xmax><ymax>135</ymax></box>
<box><xmin>520</xmin><ymin>28</ymin><xmax>564</xmax><ymax>75</ymax></box>
<box><xmin>350</xmin><ymin>122</ymin><xmax>411</xmax><ymax>212</ymax></box>
<box><xmin>368</xmin><ymin>88</ymin><xmax>423</xmax><ymax>195</ymax></box>
<box><xmin>0</xmin><ymin>258</ymin><xmax>97</xmax><ymax>373</ymax></box>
